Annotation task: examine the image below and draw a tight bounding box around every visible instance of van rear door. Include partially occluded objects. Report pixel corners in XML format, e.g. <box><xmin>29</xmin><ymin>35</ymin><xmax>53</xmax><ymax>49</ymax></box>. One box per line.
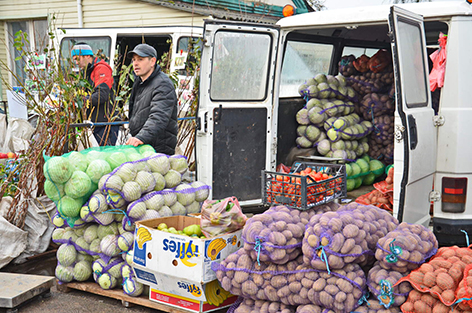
<box><xmin>196</xmin><ymin>21</ymin><xmax>279</xmax><ymax>205</ymax></box>
<box><xmin>388</xmin><ymin>6</ymin><xmax>437</xmax><ymax>225</ymax></box>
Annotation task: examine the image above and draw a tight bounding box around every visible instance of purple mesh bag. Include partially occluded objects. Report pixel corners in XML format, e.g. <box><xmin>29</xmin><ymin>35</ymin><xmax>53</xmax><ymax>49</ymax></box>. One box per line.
<box><xmin>367</xmin><ymin>262</ymin><xmax>412</xmax><ymax>309</ymax></box>
<box><xmin>353</xmin><ymin>301</ymin><xmax>401</xmax><ymax>313</ymax></box>
<box><xmin>242</xmin><ymin>203</ymin><xmax>340</xmax><ymax>265</ymax></box>
<box><xmin>231</xmin><ymin>297</ymin><xmax>296</xmax><ymax>313</ymax></box>
<box><xmin>347</xmin><ymin>75</ymin><xmax>385</xmax><ymax>97</ymax></box>
<box><xmin>92</xmin><ymin>256</ymin><xmax>124</xmax><ymax>290</ymax></box>
<box><xmin>212</xmin><ymin>249</ymin><xmax>366</xmax><ymax>312</ymax></box>
<box><xmin>359</xmin><ymin>93</ymin><xmax>394</xmax><ymax>121</ymax></box>
<box><xmin>375</xmin><ymin>222</ymin><xmax>438</xmax><ymax>273</ymax></box>
<box><xmin>302</xmin><ymin>202</ymin><xmax>398</xmax><ymax>271</ymax></box>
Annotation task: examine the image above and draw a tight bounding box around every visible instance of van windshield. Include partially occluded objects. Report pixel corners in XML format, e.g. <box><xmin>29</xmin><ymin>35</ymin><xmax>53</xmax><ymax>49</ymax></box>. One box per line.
<box><xmin>280</xmin><ymin>41</ymin><xmax>333</xmax><ymax>98</ymax></box>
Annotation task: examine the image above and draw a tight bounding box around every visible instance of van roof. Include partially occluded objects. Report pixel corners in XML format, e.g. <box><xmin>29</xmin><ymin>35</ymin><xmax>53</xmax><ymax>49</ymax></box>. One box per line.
<box><xmin>277</xmin><ymin>1</ymin><xmax>472</xmax><ymax>28</ymax></box>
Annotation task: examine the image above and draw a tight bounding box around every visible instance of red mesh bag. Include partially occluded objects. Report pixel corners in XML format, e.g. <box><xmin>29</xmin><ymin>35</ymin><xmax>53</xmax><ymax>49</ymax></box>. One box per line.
<box><xmin>396</xmin><ymin>246</ymin><xmax>472</xmax><ymax>306</ymax></box>
<box><xmin>455</xmin><ymin>264</ymin><xmax>472</xmax><ymax>310</ymax></box>
<box><xmin>368</xmin><ymin>49</ymin><xmax>392</xmax><ymax>73</ymax></box>
<box><xmin>353</xmin><ymin>54</ymin><xmax>371</xmax><ymax>73</ymax></box>
<box><xmin>355</xmin><ymin>190</ymin><xmax>392</xmax><ymax>212</ymax></box>
<box><xmin>400</xmin><ymin>290</ymin><xmax>448</xmax><ymax>313</ymax></box>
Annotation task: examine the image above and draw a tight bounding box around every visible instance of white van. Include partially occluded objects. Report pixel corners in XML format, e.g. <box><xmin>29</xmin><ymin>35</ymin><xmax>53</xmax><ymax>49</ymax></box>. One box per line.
<box><xmin>195</xmin><ymin>2</ymin><xmax>472</xmax><ymax>246</ymax></box>
<box><xmin>56</xmin><ymin>26</ymin><xmax>203</xmax><ymax>106</ymax></box>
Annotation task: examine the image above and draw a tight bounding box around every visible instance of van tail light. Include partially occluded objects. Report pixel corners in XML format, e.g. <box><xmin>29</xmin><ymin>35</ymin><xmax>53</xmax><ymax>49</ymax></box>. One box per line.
<box><xmin>441</xmin><ymin>177</ymin><xmax>467</xmax><ymax>213</ymax></box>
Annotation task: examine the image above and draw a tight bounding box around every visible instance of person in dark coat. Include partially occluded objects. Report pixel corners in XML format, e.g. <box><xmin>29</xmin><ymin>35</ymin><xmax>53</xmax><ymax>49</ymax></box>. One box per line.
<box><xmin>125</xmin><ymin>44</ymin><xmax>178</xmax><ymax>155</ymax></box>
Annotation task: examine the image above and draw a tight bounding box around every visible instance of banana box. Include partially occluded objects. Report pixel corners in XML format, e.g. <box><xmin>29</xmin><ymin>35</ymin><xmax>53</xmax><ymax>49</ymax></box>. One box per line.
<box><xmin>148</xmin><ymin>278</ymin><xmax>237</xmax><ymax>313</ymax></box>
<box><xmin>132</xmin><ymin>216</ymin><xmax>242</xmax><ymax>284</ymax></box>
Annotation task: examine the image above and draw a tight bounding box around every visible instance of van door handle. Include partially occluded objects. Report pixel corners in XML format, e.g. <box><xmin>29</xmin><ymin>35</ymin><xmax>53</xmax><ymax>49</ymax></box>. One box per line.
<box><xmin>408</xmin><ymin>114</ymin><xmax>418</xmax><ymax>150</ymax></box>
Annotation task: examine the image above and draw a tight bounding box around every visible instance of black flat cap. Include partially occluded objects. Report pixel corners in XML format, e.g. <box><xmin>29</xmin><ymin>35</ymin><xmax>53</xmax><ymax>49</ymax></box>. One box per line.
<box><xmin>127</xmin><ymin>44</ymin><xmax>157</xmax><ymax>58</ymax></box>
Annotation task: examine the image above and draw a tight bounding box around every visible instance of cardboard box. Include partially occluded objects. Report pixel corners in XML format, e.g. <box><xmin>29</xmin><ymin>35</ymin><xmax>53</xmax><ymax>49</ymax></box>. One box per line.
<box><xmin>149</xmin><ymin>285</ymin><xmax>237</xmax><ymax>313</ymax></box>
<box><xmin>132</xmin><ymin>216</ymin><xmax>242</xmax><ymax>285</ymax></box>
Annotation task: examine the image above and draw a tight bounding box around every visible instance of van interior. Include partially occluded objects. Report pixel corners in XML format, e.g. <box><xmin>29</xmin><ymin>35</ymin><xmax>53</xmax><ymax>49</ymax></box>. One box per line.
<box><xmin>276</xmin><ymin>20</ymin><xmax>449</xmax><ymax>166</ymax></box>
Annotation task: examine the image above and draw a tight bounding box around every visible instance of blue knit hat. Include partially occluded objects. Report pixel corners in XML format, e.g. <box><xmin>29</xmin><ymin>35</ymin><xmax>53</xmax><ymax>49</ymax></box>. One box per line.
<box><xmin>71</xmin><ymin>43</ymin><xmax>93</xmax><ymax>56</ymax></box>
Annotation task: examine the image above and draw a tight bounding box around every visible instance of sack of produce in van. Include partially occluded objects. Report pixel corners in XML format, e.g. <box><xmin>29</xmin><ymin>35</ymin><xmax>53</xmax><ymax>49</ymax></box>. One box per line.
<box><xmin>368</xmin><ymin>49</ymin><xmax>392</xmax><ymax>73</ymax></box>
<box><xmin>338</xmin><ymin>54</ymin><xmax>358</xmax><ymax>77</ymax></box>
<box><xmin>375</xmin><ymin>222</ymin><xmax>438</xmax><ymax>273</ymax></box>
<box><xmin>298</xmin><ymin>74</ymin><xmax>357</xmax><ymax>102</ymax></box>
<box><xmin>353</xmin><ymin>54</ymin><xmax>371</xmax><ymax>73</ymax></box>
<box><xmin>368</xmin><ymin>114</ymin><xmax>394</xmax><ymax>163</ymax></box>
<box><xmin>359</xmin><ymin>93</ymin><xmax>394</xmax><ymax>120</ymax></box>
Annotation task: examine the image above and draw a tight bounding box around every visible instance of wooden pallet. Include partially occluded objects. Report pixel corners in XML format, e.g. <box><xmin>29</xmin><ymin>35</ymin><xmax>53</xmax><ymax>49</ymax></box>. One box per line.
<box><xmin>58</xmin><ymin>281</ymin><xmax>229</xmax><ymax>313</ymax></box>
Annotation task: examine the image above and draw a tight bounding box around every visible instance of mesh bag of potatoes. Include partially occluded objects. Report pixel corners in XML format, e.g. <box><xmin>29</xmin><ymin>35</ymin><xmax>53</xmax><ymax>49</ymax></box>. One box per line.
<box><xmin>212</xmin><ymin>248</ymin><xmax>366</xmax><ymax>312</ymax></box>
<box><xmin>354</xmin><ymin>301</ymin><xmax>401</xmax><ymax>313</ymax></box>
<box><xmin>229</xmin><ymin>297</ymin><xmax>296</xmax><ymax>313</ymax></box>
<box><xmin>399</xmin><ymin>289</ymin><xmax>460</xmax><ymax>313</ymax></box>
<box><xmin>242</xmin><ymin>203</ymin><xmax>340</xmax><ymax>265</ymax></box>
<box><xmin>396</xmin><ymin>246</ymin><xmax>472</xmax><ymax>307</ymax></box>
<box><xmin>296</xmin><ymin>304</ymin><xmax>335</xmax><ymax>313</ymax></box>
<box><xmin>367</xmin><ymin>262</ymin><xmax>412</xmax><ymax>308</ymax></box>
<box><xmin>452</xmin><ymin>263</ymin><xmax>472</xmax><ymax>310</ymax></box>
<box><xmin>302</xmin><ymin>202</ymin><xmax>398</xmax><ymax>271</ymax></box>
<box><xmin>375</xmin><ymin>222</ymin><xmax>438</xmax><ymax>273</ymax></box>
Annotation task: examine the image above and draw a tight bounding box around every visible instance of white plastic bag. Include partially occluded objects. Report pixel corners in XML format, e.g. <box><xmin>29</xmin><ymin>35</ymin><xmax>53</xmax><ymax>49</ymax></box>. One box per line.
<box><xmin>2</xmin><ymin>117</ymin><xmax>35</xmax><ymax>153</ymax></box>
<box><xmin>13</xmin><ymin>196</ymin><xmax>56</xmax><ymax>264</ymax></box>
<box><xmin>0</xmin><ymin>197</ymin><xmax>27</xmax><ymax>269</ymax></box>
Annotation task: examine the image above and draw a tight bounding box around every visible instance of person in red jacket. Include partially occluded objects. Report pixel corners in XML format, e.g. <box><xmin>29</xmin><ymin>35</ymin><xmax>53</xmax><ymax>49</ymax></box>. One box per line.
<box><xmin>71</xmin><ymin>43</ymin><xmax>119</xmax><ymax>146</ymax></box>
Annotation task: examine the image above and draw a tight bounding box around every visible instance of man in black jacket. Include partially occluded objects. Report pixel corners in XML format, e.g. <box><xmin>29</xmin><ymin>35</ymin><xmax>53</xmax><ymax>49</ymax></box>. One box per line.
<box><xmin>125</xmin><ymin>44</ymin><xmax>178</xmax><ymax>155</ymax></box>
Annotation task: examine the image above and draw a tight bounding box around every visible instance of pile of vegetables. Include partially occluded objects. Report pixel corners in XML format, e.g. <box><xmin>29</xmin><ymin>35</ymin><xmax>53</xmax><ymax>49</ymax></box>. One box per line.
<box><xmin>213</xmin><ymin>249</ymin><xmax>366</xmax><ymax>311</ymax></box>
<box><xmin>217</xmin><ymin>201</ymin><xmax>452</xmax><ymax>313</ymax></box>
<box><xmin>296</xmin><ymin>73</ymin><xmax>375</xmax><ymax>161</ymax></box>
<box><xmin>264</xmin><ymin>162</ymin><xmax>345</xmax><ymax>210</ymax></box>
<box><xmin>345</xmin><ymin>155</ymin><xmax>385</xmax><ymax>191</ymax></box>
<box><xmin>302</xmin><ymin>202</ymin><xmax>398</xmax><ymax>271</ymax></box>
<box><xmin>398</xmin><ymin>245</ymin><xmax>472</xmax><ymax>309</ymax></box>
<box><xmin>367</xmin><ymin>262</ymin><xmax>412</xmax><ymax>308</ymax></box>
<box><xmin>338</xmin><ymin>51</ymin><xmax>395</xmax><ymax>164</ymax></box>
<box><xmin>242</xmin><ymin>203</ymin><xmax>339</xmax><ymax>264</ymax></box>
<box><xmin>234</xmin><ymin>298</ymin><xmax>295</xmax><ymax>313</ymax></box>
<box><xmin>356</xmin><ymin>165</ymin><xmax>394</xmax><ymax>209</ymax></box>
<box><xmin>49</xmin><ymin>146</ymin><xmax>210</xmax><ymax>295</ymax></box>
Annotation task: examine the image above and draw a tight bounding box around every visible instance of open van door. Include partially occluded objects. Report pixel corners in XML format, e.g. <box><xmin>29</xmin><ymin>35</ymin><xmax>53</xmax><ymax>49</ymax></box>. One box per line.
<box><xmin>196</xmin><ymin>21</ymin><xmax>279</xmax><ymax>205</ymax></box>
<box><xmin>388</xmin><ymin>6</ymin><xmax>437</xmax><ymax>225</ymax></box>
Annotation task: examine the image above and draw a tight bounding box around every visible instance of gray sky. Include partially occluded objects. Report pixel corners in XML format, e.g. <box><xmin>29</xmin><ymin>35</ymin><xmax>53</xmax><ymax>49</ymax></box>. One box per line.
<box><xmin>323</xmin><ymin>0</ymin><xmax>459</xmax><ymax>10</ymax></box>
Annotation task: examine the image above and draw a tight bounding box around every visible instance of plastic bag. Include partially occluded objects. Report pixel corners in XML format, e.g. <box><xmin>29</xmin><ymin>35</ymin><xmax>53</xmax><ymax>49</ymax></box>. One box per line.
<box><xmin>429</xmin><ymin>32</ymin><xmax>447</xmax><ymax>92</ymax></box>
<box><xmin>201</xmin><ymin>197</ymin><xmax>247</xmax><ymax>237</ymax></box>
